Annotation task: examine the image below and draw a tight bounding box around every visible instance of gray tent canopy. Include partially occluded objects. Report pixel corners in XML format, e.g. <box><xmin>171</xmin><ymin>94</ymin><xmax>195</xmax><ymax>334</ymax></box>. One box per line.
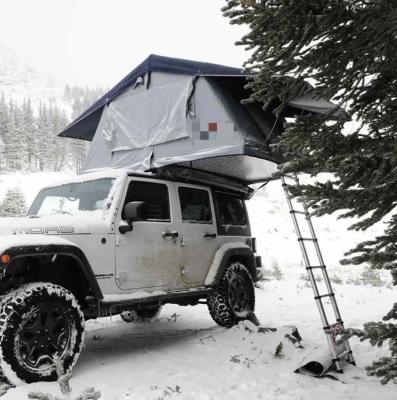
<box><xmin>59</xmin><ymin>55</ymin><xmax>339</xmax><ymax>186</ymax></box>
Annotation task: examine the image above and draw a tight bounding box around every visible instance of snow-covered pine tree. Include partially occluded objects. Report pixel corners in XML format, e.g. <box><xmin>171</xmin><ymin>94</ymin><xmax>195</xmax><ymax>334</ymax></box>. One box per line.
<box><xmin>224</xmin><ymin>0</ymin><xmax>396</xmax><ymax>383</ymax></box>
<box><xmin>64</xmin><ymin>86</ymin><xmax>104</xmax><ymax>172</ymax></box>
<box><xmin>12</xmin><ymin>99</ymin><xmax>28</xmax><ymax>170</ymax></box>
<box><xmin>22</xmin><ymin>99</ymin><xmax>38</xmax><ymax>171</ymax></box>
<box><xmin>0</xmin><ymin>94</ymin><xmax>7</xmax><ymax>170</ymax></box>
<box><xmin>0</xmin><ymin>86</ymin><xmax>104</xmax><ymax>174</ymax></box>
<box><xmin>48</xmin><ymin>103</ymin><xmax>69</xmax><ymax>172</ymax></box>
<box><xmin>0</xmin><ymin>187</ymin><xmax>26</xmax><ymax>217</ymax></box>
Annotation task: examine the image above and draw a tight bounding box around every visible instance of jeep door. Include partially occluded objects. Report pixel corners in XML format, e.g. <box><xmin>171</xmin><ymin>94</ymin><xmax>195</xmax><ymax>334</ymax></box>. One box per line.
<box><xmin>115</xmin><ymin>178</ymin><xmax>180</xmax><ymax>290</ymax></box>
<box><xmin>176</xmin><ymin>184</ymin><xmax>219</xmax><ymax>286</ymax></box>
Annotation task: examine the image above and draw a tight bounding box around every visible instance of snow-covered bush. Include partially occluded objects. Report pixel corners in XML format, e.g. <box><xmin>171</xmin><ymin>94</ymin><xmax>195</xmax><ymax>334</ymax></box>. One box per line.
<box><xmin>0</xmin><ymin>186</ymin><xmax>26</xmax><ymax>217</ymax></box>
<box><xmin>360</xmin><ymin>266</ymin><xmax>385</xmax><ymax>287</ymax></box>
<box><xmin>329</xmin><ymin>274</ymin><xmax>343</xmax><ymax>285</ymax></box>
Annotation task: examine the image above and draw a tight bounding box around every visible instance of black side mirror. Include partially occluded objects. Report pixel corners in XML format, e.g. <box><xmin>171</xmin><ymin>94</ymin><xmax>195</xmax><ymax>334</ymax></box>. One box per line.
<box><xmin>119</xmin><ymin>201</ymin><xmax>146</xmax><ymax>234</ymax></box>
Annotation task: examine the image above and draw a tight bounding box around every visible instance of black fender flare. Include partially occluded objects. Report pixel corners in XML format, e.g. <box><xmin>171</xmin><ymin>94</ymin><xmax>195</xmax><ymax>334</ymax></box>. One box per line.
<box><xmin>0</xmin><ymin>244</ymin><xmax>103</xmax><ymax>299</ymax></box>
<box><xmin>206</xmin><ymin>246</ymin><xmax>256</xmax><ymax>287</ymax></box>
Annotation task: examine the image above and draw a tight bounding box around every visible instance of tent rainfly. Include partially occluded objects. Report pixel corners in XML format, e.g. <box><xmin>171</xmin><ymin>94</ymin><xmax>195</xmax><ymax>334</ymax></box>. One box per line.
<box><xmin>59</xmin><ymin>55</ymin><xmax>340</xmax><ymax>186</ymax></box>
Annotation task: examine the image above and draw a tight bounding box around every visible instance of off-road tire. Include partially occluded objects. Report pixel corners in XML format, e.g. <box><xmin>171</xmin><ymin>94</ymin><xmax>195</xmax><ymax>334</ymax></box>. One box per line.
<box><xmin>207</xmin><ymin>262</ymin><xmax>255</xmax><ymax>328</ymax></box>
<box><xmin>121</xmin><ymin>305</ymin><xmax>162</xmax><ymax>323</ymax></box>
<box><xmin>0</xmin><ymin>282</ymin><xmax>85</xmax><ymax>384</ymax></box>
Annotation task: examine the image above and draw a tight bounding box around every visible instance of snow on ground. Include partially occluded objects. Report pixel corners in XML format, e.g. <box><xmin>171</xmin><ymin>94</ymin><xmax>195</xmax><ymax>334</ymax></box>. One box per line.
<box><xmin>0</xmin><ymin>171</ymin><xmax>394</xmax><ymax>399</ymax></box>
<box><xmin>3</xmin><ymin>279</ymin><xmax>395</xmax><ymax>400</ymax></box>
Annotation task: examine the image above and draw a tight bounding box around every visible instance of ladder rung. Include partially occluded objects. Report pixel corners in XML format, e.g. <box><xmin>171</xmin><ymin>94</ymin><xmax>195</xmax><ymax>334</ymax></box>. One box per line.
<box><xmin>283</xmin><ymin>174</ymin><xmax>299</xmax><ymax>182</ymax></box>
<box><xmin>314</xmin><ymin>293</ymin><xmax>335</xmax><ymax>300</ymax></box>
<box><xmin>290</xmin><ymin>210</ymin><xmax>307</xmax><ymax>215</ymax></box>
<box><xmin>297</xmin><ymin>238</ymin><xmax>318</xmax><ymax>242</ymax></box>
<box><xmin>306</xmin><ymin>265</ymin><xmax>325</xmax><ymax>270</ymax></box>
<box><xmin>333</xmin><ymin>350</ymin><xmax>353</xmax><ymax>362</ymax></box>
<box><xmin>323</xmin><ymin>321</ymin><xmax>344</xmax><ymax>331</ymax></box>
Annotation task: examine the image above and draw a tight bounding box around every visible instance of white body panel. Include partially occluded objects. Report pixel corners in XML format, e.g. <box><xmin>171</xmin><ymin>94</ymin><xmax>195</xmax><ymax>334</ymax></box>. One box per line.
<box><xmin>114</xmin><ymin>177</ymin><xmax>181</xmax><ymax>290</ymax></box>
<box><xmin>174</xmin><ymin>182</ymin><xmax>219</xmax><ymax>287</ymax></box>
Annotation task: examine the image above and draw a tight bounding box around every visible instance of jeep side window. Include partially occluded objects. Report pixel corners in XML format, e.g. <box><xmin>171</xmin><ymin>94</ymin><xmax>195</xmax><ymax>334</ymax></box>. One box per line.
<box><xmin>123</xmin><ymin>181</ymin><xmax>170</xmax><ymax>221</ymax></box>
<box><xmin>215</xmin><ymin>192</ymin><xmax>247</xmax><ymax>226</ymax></box>
<box><xmin>178</xmin><ymin>187</ymin><xmax>212</xmax><ymax>224</ymax></box>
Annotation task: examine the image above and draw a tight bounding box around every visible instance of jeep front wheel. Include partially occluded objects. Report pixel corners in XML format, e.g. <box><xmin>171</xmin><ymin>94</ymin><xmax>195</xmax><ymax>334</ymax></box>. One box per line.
<box><xmin>0</xmin><ymin>282</ymin><xmax>85</xmax><ymax>384</ymax></box>
<box><xmin>207</xmin><ymin>262</ymin><xmax>255</xmax><ymax>328</ymax></box>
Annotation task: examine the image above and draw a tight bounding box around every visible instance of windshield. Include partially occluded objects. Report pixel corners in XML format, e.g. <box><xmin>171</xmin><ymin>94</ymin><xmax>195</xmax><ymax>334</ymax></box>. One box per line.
<box><xmin>27</xmin><ymin>178</ymin><xmax>116</xmax><ymax>217</ymax></box>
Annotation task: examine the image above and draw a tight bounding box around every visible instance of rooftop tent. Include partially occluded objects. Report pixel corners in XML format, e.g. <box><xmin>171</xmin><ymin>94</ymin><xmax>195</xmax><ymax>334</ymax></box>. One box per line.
<box><xmin>59</xmin><ymin>55</ymin><xmax>340</xmax><ymax>185</ymax></box>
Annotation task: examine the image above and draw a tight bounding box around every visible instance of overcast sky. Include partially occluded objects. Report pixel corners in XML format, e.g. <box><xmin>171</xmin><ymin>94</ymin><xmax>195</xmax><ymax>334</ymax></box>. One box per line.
<box><xmin>0</xmin><ymin>0</ymin><xmax>249</xmax><ymax>88</ymax></box>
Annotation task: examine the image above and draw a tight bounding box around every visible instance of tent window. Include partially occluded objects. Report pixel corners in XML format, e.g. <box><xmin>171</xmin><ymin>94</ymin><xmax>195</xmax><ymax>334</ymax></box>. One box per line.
<box><xmin>123</xmin><ymin>180</ymin><xmax>170</xmax><ymax>222</ymax></box>
<box><xmin>178</xmin><ymin>187</ymin><xmax>212</xmax><ymax>224</ymax></box>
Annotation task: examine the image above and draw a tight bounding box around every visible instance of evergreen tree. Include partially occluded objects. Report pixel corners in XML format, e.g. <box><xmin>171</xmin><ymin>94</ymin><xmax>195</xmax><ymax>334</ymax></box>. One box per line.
<box><xmin>0</xmin><ymin>94</ymin><xmax>7</xmax><ymax>170</ymax></box>
<box><xmin>0</xmin><ymin>187</ymin><xmax>26</xmax><ymax>217</ymax></box>
<box><xmin>224</xmin><ymin>0</ymin><xmax>397</xmax><ymax>383</ymax></box>
<box><xmin>36</xmin><ymin>103</ymin><xmax>51</xmax><ymax>171</ymax></box>
<box><xmin>0</xmin><ymin>86</ymin><xmax>103</xmax><ymax>174</ymax></box>
<box><xmin>22</xmin><ymin>99</ymin><xmax>37</xmax><ymax>170</ymax></box>
<box><xmin>64</xmin><ymin>85</ymin><xmax>104</xmax><ymax>172</ymax></box>
<box><xmin>4</xmin><ymin>100</ymin><xmax>18</xmax><ymax>170</ymax></box>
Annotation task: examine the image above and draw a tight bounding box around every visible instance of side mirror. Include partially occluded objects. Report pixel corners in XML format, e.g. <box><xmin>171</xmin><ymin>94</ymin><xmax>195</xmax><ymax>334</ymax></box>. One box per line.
<box><xmin>119</xmin><ymin>201</ymin><xmax>146</xmax><ymax>234</ymax></box>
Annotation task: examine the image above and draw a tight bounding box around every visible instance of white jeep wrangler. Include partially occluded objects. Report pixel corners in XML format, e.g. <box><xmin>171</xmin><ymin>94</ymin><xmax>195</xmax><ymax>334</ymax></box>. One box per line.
<box><xmin>0</xmin><ymin>168</ymin><xmax>260</xmax><ymax>383</ymax></box>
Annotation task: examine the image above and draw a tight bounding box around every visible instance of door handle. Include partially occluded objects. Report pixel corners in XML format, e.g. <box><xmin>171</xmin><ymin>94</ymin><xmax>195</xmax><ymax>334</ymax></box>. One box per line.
<box><xmin>204</xmin><ymin>233</ymin><xmax>217</xmax><ymax>239</ymax></box>
<box><xmin>162</xmin><ymin>231</ymin><xmax>179</xmax><ymax>238</ymax></box>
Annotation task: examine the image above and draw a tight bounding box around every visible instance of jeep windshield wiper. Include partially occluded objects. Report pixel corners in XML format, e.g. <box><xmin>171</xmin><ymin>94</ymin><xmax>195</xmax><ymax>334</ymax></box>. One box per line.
<box><xmin>51</xmin><ymin>209</ymin><xmax>73</xmax><ymax>216</ymax></box>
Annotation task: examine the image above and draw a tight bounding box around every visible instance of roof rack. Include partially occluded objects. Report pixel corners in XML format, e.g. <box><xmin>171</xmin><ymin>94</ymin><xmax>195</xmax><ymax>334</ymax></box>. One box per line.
<box><xmin>154</xmin><ymin>166</ymin><xmax>254</xmax><ymax>199</ymax></box>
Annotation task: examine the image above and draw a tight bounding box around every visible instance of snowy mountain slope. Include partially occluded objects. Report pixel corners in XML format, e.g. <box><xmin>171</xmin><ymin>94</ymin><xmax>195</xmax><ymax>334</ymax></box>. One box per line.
<box><xmin>0</xmin><ymin>43</ymin><xmax>67</xmax><ymax>109</ymax></box>
<box><xmin>2</xmin><ymin>281</ymin><xmax>395</xmax><ymax>400</ymax></box>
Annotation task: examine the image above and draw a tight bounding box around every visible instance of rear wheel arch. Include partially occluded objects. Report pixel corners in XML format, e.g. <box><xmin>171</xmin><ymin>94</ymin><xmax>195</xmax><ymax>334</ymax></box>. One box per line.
<box><xmin>205</xmin><ymin>245</ymin><xmax>256</xmax><ymax>287</ymax></box>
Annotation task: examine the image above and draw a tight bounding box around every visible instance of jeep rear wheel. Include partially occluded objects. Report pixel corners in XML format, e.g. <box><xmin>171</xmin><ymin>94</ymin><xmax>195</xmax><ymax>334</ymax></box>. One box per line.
<box><xmin>121</xmin><ymin>305</ymin><xmax>162</xmax><ymax>323</ymax></box>
<box><xmin>207</xmin><ymin>262</ymin><xmax>255</xmax><ymax>328</ymax></box>
<box><xmin>0</xmin><ymin>282</ymin><xmax>84</xmax><ymax>384</ymax></box>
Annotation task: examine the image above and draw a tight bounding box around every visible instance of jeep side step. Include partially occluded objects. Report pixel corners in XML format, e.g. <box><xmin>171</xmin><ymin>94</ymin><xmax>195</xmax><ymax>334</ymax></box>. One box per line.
<box><xmin>95</xmin><ymin>287</ymin><xmax>214</xmax><ymax>307</ymax></box>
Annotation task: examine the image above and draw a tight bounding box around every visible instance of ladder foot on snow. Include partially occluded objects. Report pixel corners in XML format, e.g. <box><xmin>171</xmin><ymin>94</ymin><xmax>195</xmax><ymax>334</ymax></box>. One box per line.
<box><xmin>280</xmin><ymin>171</ymin><xmax>356</xmax><ymax>373</ymax></box>
<box><xmin>245</xmin><ymin>312</ymin><xmax>261</xmax><ymax>326</ymax></box>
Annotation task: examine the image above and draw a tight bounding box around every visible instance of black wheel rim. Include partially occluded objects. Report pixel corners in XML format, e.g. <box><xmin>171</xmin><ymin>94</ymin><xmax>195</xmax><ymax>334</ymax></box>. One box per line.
<box><xmin>228</xmin><ymin>273</ymin><xmax>250</xmax><ymax>314</ymax></box>
<box><xmin>122</xmin><ymin>310</ymin><xmax>135</xmax><ymax>321</ymax></box>
<box><xmin>16</xmin><ymin>301</ymin><xmax>72</xmax><ymax>372</ymax></box>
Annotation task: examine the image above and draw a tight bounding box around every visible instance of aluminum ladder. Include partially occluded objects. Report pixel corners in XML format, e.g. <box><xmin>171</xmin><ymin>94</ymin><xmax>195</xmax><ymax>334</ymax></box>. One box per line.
<box><xmin>280</xmin><ymin>173</ymin><xmax>356</xmax><ymax>372</ymax></box>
